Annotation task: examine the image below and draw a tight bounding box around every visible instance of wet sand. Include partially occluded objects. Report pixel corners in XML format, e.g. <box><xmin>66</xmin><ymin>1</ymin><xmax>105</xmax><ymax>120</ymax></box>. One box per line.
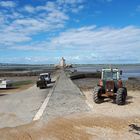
<box><xmin>73</xmin><ymin>77</ymin><xmax>140</xmax><ymax>91</ymax></box>
<box><xmin>0</xmin><ymin>114</ymin><xmax>140</xmax><ymax>140</ymax></box>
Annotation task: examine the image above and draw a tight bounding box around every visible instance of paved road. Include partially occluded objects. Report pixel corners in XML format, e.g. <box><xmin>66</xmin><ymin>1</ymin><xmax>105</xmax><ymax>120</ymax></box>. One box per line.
<box><xmin>42</xmin><ymin>71</ymin><xmax>90</xmax><ymax>121</ymax></box>
<box><xmin>0</xmin><ymin>83</ymin><xmax>54</xmax><ymax>128</ymax></box>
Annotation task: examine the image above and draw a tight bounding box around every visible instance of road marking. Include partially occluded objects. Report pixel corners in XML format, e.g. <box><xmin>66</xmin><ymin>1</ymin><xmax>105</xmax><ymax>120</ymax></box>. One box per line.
<box><xmin>33</xmin><ymin>76</ymin><xmax>59</xmax><ymax>121</ymax></box>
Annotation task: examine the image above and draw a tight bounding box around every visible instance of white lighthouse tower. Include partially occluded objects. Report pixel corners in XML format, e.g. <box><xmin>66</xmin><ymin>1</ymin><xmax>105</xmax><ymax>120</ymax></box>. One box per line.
<box><xmin>60</xmin><ymin>57</ymin><xmax>66</xmax><ymax>67</ymax></box>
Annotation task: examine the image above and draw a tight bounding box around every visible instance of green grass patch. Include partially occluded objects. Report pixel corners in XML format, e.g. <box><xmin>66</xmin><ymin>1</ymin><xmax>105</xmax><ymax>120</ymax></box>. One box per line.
<box><xmin>13</xmin><ymin>80</ymin><xmax>33</xmax><ymax>87</ymax></box>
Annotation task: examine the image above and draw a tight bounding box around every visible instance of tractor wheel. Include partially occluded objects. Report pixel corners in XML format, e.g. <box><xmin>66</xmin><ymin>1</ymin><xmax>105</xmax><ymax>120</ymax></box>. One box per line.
<box><xmin>45</xmin><ymin>82</ymin><xmax>48</xmax><ymax>88</ymax></box>
<box><xmin>123</xmin><ymin>87</ymin><xmax>127</xmax><ymax>96</ymax></box>
<box><xmin>116</xmin><ymin>88</ymin><xmax>126</xmax><ymax>105</ymax></box>
<box><xmin>93</xmin><ymin>86</ymin><xmax>103</xmax><ymax>104</ymax></box>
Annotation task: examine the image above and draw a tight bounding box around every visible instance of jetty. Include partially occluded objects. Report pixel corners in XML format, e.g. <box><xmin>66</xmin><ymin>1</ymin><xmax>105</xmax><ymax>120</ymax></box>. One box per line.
<box><xmin>42</xmin><ymin>70</ymin><xmax>90</xmax><ymax>121</ymax></box>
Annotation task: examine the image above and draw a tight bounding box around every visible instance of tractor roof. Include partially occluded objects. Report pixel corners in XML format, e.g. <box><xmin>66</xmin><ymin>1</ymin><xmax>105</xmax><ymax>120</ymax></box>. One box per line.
<box><xmin>102</xmin><ymin>68</ymin><xmax>119</xmax><ymax>72</ymax></box>
<box><xmin>40</xmin><ymin>73</ymin><xmax>50</xmax><ymax>76</ymax></box>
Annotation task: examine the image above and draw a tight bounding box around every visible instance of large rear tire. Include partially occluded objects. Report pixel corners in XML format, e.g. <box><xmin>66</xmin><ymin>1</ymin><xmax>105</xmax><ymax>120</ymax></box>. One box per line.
<box><xmin>123</xmin><ymin>87</ymin><xmax>127</xmax><ymax>96</ymax></box>
<box><xmin>93</xmin><ymin>86</ymin><xmax>103</xmax><ymax>104</ymax></box>
<box><xmin>116</xmin><ymin>88</ymin><xmax>126</xmax><ymax>105</ymax></box>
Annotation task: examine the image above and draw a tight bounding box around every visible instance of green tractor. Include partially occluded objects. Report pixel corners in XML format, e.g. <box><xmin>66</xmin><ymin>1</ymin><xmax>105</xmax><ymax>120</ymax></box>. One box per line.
<box><xmin>93</xmin><ymin>68</ymin><xmax>127</xmax><ymax>105</ymax></box>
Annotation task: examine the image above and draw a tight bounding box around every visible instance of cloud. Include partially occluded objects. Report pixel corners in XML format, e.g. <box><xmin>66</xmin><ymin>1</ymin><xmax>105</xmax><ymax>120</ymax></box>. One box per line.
<box><xmin>130</xmin><ymin>5</ymin><xmax>140</xmax><ymax>17</ymax></box>
<box><xmin>0</xmin><ymin>56</ymin><xmax>49</xmax><ymax>64</ymax></box>
<box><xmin>34</xmin><ymin>1</ymin><xmax>57</xmax><ymax>12</ymax></box>
<box><xmin>136</xmin><ymin>5</ymin><xmax>140</xmax><ymax>12</ymax></box>
<box><xmin>0</xmin><ymin>0</ymin><xmax>139</xmax><ymax>64</ymax></box>
<box><xmin>4</xmin><ymin>25</ymin><xmax>139</xmax><ymax>52</ymax></box>
<box><xmin>71</xmin><ymin>5</ymin><xmax>84</xmax><ymax>13</ymax></box>
<box><xmin>23</xmin><ymin>0</ymin><xmax>85</xmax><ymax>14</ymax></box>
<box><xmin>57</xmin><ymin>0</ymin><xmax>85</xmax><ymax>5</ymax></box>
<box><xmin>0</xmin><ymin>0</ymin><xmax>84</xmax><ymax>46</ymax></box>
<box><xmin>0</xmin><ymin>31</ymin><xmax>31</xmax><ymax>46</ymax></box>
<box><xmin>24</xmin><ymin>5</ymin><xmax>35</xmax><ymax>13</ymax></box>
<box><xmin>0</xmin><ymin>1</ymin><xmax>16</xmax><ymax>8</ymax></box>
<box><xmin>50</xmin><ymin>25</ymin><xmax>140</xmax><ymax>50</ymax></box>
<box><xmin>43</xmin><ymin>25</ymin><xmax>140</xmax><ymax>63</ymax></box>
<box><xmin>56</xmin><ymin>0</ymin><xmax>85</xmax><ymax>13</ymax></box>
<box><xmin>97</xmin><ymin>0</ymin><xmax>112</xmax><ymax>3</ymax></box>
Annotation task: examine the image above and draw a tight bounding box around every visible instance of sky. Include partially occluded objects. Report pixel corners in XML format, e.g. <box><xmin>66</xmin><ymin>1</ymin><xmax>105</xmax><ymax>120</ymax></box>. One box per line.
<box><xmin>0</xmin><ymin>0</ymin><xmax>140</xmax><ymax>64</ymax></box>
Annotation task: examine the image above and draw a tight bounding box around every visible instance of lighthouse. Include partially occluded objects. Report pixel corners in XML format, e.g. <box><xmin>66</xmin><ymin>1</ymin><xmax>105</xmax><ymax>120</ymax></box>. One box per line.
<box><xmin>60</xmin><ymin>57</ymin><xmax>66</xmax><ymax>67</ymax></box>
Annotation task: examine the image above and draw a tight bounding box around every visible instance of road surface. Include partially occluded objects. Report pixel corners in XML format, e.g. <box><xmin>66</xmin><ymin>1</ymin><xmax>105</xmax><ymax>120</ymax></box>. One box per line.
<box><xmin>0</xmin><ymin>70</ymin><xmax>89</xmax><ymax>128</ymax></box>
<box><xmin>42</xmin><ymin>71</ymin><xmax>90</xmax><ymax>121</ymax></box>
<box><xmin>0</xmin><ymin>82</ymin><xmax>55</xmax><ymax>128</ymax></box>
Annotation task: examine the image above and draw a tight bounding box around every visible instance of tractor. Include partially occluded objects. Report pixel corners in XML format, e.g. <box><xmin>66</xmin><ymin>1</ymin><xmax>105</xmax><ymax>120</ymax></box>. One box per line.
<box><xmin>36</xmin><ymin>73</ymin><xmax>51</xmax><ymax>89</ymax></box>
<box><xmin>93</xmin><ymin>68</ymin><xmax>127</xmax><ymax>105</ymax></box>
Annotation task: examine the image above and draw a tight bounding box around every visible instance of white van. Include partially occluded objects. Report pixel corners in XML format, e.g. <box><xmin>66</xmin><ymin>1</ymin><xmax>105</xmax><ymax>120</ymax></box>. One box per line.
<box><xmin>0</xmin><ymin>79</ymin><xmax>13</xmax><ymax>89</ymax></box>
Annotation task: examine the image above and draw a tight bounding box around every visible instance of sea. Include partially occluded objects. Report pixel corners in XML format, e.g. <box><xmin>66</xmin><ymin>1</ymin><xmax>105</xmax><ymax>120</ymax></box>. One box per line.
<box><xmin>0</xmin><ymin>63</ymin><xmax>140</xmax><ymax>80</ymax></box>
<box><xmin>71</xmin><ymin>64</ymin><xmax>140</xmax><ymax>80</ymax></box>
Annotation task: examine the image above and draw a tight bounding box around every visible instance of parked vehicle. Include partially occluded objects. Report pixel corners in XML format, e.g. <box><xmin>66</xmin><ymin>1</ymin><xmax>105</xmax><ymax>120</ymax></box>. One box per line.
<box><xmin>93</xmin><ymin>68</ymin><xmax>127</xmax><ymax>105</ymax></box>
<box><xmin>36</xmin><ymin>73</ymin><xmax>51</xmax><ymax>89</ymax></box>
<box><xmin>0</xmin><ymin>79</ymin><xmax>13</xmax><ymax>89</ymax></box>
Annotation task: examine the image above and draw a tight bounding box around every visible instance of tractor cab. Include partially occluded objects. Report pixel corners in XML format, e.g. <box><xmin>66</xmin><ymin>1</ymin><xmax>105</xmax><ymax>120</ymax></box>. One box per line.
<box><xmin>99</xmin><ymin>68</ymin><xmax>123</xmax><ymax>93</ymax></box>
<box><xmin>102</xmin><ymin>68</ymin><xmax>120</xmax><ymax>81</ymax></box>
<box><xmin>36</xmin><ymin>73</ymin><xmax>51</xmax><ymax>89</ymax></box>
<box><xmin>39</xmin><ymin>73</ymin><xmax>51</xmax><ymax>83</ymax></box>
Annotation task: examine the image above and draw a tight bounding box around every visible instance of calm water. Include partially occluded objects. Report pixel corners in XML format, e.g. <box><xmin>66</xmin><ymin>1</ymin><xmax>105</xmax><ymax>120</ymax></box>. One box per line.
<box><xmin>71</xmin><ymin>64</ymin><xmax>140</xmax><ymax>80</ymax></box>
<box><xmin>1</xmin><ymin>64</ymin><xmax>140</xmax><ymax>80</ymax></box>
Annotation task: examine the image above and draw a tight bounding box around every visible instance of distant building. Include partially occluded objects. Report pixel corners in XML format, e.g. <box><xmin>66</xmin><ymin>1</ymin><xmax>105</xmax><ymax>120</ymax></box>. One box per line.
<box><xmin>55</xmin><ymin>57</ymin><xmax>72</xmax><ymax>69</ymax></box>
<box><xmin>60</xmin><ymin>57</ymin><xmax>66</xmax><ymax>67</ymax></box>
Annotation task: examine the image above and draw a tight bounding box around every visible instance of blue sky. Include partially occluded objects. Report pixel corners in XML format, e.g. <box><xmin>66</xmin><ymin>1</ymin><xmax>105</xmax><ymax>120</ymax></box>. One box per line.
<box><xmin>0</xmin><ymin>0</ymin><xmax>140</xmax><ymax>64</ymax></box>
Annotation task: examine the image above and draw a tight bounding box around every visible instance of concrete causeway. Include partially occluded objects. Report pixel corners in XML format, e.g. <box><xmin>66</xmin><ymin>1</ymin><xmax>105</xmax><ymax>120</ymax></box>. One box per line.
<box><xmin>42</xmin><ymin>70</ymin><xmax>90</xmax><ymax>121</ymax></box>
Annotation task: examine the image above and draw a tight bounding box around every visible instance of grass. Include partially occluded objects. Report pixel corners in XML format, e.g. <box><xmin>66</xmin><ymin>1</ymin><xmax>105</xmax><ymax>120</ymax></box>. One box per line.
<box><xmin>12</xmin><ymin>80</ymin><xmax>34</xmax><ymax>87</ymax></box>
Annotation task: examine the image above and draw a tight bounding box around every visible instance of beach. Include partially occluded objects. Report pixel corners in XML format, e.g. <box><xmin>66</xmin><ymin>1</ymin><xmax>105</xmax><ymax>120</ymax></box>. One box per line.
<box><xmin>0</xmin><ymin>67</ymin><xmax>139</xmax><ymax>140</ymax></box>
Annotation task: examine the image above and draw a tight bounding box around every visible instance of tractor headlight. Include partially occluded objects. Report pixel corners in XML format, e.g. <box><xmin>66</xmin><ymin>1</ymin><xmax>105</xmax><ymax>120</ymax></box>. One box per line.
<box><xmin>111</xmin><ymin>89</ymin><xmax>113</xmax><ymax>92</ymax></box>
<box><xmin>107</xmin><ymin>89</ymin><xmax>109</xmax><ymax>91</ymax></box>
